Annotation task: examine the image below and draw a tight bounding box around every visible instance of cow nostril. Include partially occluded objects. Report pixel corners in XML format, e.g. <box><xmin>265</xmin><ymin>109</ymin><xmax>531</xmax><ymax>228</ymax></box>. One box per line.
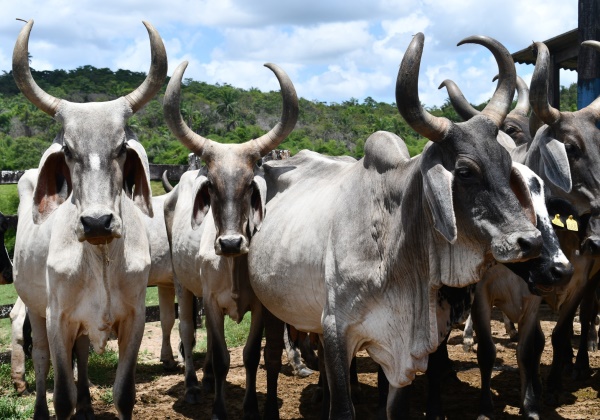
<box><xmin>517</xmin><ymin>235</ymin><xmax>542</xmax><ymax>258</ymax></box>
<box><xmin>219</xmin><ymin>236</ymin><xmax>243</xmax><ymax>253</ymax></box>
<box><xmin>551</xmin><ymin>263</ymin><xmax>574</xmax><ymax>282</ymax></box>
<box><xmin>80</xmin><ymin>215</ymin><xmax>113</xmax><ymax>236</ymax></box>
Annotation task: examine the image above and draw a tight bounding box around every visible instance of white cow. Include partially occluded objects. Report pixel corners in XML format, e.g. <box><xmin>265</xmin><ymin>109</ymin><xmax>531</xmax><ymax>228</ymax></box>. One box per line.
<box><xmin>11</xmin><ymin>20</ymin><xmax>167</xmax><ymax>419</ymax></box>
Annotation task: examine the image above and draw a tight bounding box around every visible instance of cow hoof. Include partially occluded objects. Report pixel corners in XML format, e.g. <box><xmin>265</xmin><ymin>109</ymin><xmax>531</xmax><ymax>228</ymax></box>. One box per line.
<box><xmin>295</xmin><ymin>367</ymin><xmax>314</xmax><ymax>378</ymax></box>
<box><xmin>243</xmin><ymin>412</ymin><xmax>261</xmax><ymax>420</ymax></box>
<box><xmin>33</xmin><ymin>404</ymin><xmax>50</xmax><ymax>420</ymax></box>
<box><xmin>161</xmin><ymin>358</ymin><xmax>179</xmax><ymax>372</ymax></box>
<box><xmin>476</xmin><ymin>415</ymin><xmax>492</xmax><ymax>420</ymax></box>
<box><xmin>184</xmin><ymin>386</ymin><xmax>202</xmax><ymax>404</ymax></box>
<box><xmin>509</xmin><ymin>332</ymin><xmax>519</xmax><ymax>342</ymax></box>
<box><xmin>463</xmin><ymin>338</ymin><xmax>474</xmax><ymax>353</ymax></box>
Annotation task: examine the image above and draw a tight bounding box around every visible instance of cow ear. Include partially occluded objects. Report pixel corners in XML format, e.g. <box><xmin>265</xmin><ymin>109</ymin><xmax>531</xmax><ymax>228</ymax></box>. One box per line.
<box><xmin>124</xmin><ymin>139</ymin><xmax>153</xmax><ymax>217</ymax></box>
<box><xmin>33</xmin><ymin>143</ymin><xmax>72</xmax><ymax>224</ymax></box>
<box><xmin>420</xmin><ymin>145</ymin><xmax>456</xmax><ymax>243</ymax></box>
<box><xmin>248</xmin><ymin>174</ymin><xmax>267</xmax><ymax>235</ymax></box>
<box><xmin>191</xmin><ymin>175</ymin><xmax>210</xmax><ymax>230</ymax></box>
<box><xmin>510</xmin><ymin>163</ymin><xmax>537</xmax><ymax>226</ymax></box>
<box><xmin>540</xmin><ymin>135</ymin><xmax>572</xmax><ymax>193</ymax></box>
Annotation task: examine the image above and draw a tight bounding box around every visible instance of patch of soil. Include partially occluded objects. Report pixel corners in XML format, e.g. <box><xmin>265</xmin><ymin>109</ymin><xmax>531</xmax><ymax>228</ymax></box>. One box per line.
<box><xmin>84</xmin><ymin>307</ymin><xmax>600</xmax><ymax>419</ymax></box>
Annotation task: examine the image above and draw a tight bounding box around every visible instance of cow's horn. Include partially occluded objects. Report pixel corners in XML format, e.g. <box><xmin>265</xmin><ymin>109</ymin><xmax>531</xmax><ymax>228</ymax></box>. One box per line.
<box><xmin>12</xmin><ymin>19</ymin><xmax>61</xmax><ymax>117</ymax></box>
<box><xmin>161</xmin><ymin>171</ymin><xmax>174</xmax><ymax>192</ymax></box>
<box><xmin>457</xmin><ymin>35</ymin><xmax>516</xmax><ymax>128</ymax></box>
<box><xmin>579</xmin><ymin>41</ymin><xmax>600</xmax><ymax>118</ymax></box>
<box><xmin>438</xmin><ymin>79</ymin><xmax>479</xmax><ymax>121</ymax></box>
<box><xmin>530</xmin><ymin>42</ymin><xmax>561</xmax><ymax>125</ymax></box>
<box><xmin>123</xmin><ymin>21</ymin><xmax>168</xmax><ymax>113</ymax></box>
<box><xmin>396</xmin><ymin>33</ymin><xmax>451</xmax><ymax>142</ymax></box>
<box><xmin>250</xmin><ymin>63</ymin><xmax>299</xmax><ymax>157</ymax></box>
<box><xmin>163</xmin><ymin>61</ymin><xmax>213</xmax><ymax>156</ymax></box>
<box><xmin>512</xmin><ymin>76</ymin><xmax>531</xmax><ymax>117</ymax></box>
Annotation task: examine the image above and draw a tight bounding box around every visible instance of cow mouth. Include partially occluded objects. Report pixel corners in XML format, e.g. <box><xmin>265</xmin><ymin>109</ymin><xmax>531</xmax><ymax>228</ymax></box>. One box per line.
<box><xmin>84</xmin><ymin>236</ymin><xmax>117</xmax><ymax>246</ymax></box>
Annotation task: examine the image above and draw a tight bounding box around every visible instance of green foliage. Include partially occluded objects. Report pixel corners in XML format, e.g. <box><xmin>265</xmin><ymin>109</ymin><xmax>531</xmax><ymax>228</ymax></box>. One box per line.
<box><xmin>560</xmin><ymin>83</ymin><xmax>578</xmax><ymax>112</ymax></box>
<box><xmin>0</xmin><ymin>394</ymin><xmax>35</xmax><ymax>419</ymax></box>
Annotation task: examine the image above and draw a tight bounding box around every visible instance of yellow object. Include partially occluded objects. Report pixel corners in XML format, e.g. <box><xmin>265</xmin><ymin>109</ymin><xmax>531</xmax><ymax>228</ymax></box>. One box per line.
<box><xmin>552</xmin><ymin>214</ymin><xmax>564</xmax><ymax>228</ymax></box>
<box><xmin>566</xmin><ymin>215</ymin><xmax>578</xmax><ymax>231</ymax></box>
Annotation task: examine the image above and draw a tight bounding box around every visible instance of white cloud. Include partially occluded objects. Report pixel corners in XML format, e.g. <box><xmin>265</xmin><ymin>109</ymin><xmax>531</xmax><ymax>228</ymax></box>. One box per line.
<box><xmin>0</xmin><ymin>0</ymin><xmax>581</xmax><ymax>108</ymax></box>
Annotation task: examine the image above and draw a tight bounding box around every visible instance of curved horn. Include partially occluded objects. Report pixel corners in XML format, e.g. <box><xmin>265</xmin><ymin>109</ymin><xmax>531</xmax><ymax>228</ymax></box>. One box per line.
<box><xmin>161</xmin><ymin>171</ymin><xmax>174</xmax><ymax>193</ymax></box>
<box><xmin>12</xmin><ymin>20</ymin><xmax>61</xmax><ymax>116</ymax></box>
<box><xmin>529</xmin><ymin>42</ymin><xmax>561</xmax><ymax>125</ymax></box>
<box><xmin>123</xmin><ymin>21</ymin><xmax>168</xmax><ymax>113</ymax></box>
<box><xmin>163</xmin><ymin>61</ymin><xmax>213</xmax><ymax>156</ymax></box>
<box><xmin>457</xmin><ymin>35</ymin><xmax>516</xmax><ymax>127</ymax></box>
<box><xmin>438</xmin><ymin>79</ymin><xmax>480</xmax><ymax>121</ymax></box>
<box><xmin>396</xmin><ymin>33</ymin><xmax>451</xmax><ymax>142</ymax></box>
<box><xmin>512</xmin><ymin>76</ymin><xmax>531</xmax><ymax>117</ymax></box>
<box><xmin>580</xmin><ymin>41</ymin><xmax>600</xmax><ymax>118</ymax></box>
<box><xmin>251</xmin><ymin>63</ymin><xmax>299</xmax><ymax>157</ymax></box>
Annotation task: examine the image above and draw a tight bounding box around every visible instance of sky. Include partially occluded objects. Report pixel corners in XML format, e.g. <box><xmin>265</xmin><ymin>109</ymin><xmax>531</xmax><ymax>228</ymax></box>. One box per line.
<box><xmin>0</xmin><ymin>0</ymin><xmax>579</xmax><ymax>108</ymax></box>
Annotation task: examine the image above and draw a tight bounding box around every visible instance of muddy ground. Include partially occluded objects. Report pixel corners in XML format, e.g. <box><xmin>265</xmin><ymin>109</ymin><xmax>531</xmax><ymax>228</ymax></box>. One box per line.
<box><xmin>54</xmin><ymin>306</ymin><xmax>600</xmax><ymax>418</ymax></box>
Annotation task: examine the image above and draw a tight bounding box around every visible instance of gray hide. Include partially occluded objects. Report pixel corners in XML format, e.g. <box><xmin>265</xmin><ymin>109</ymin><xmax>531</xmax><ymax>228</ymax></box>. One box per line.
<box><xmin>249</xmin><ymin>33</ymin><xmax>542</xmax><ymax>419</ymax></box>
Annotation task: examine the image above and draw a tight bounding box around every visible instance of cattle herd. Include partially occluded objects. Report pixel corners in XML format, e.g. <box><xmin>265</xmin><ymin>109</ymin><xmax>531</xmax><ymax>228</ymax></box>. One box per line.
<box><xmin>3</xmin><ymin>17</ymin><xmax>600</xmax><ymax>420</ymax></box>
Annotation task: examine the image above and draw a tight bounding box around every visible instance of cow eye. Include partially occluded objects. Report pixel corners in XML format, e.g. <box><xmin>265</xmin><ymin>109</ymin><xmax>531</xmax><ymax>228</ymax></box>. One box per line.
<box><xmin>504</xmin><ymin>126</ymin><xmax>517</xmax><ymax>135</ymax></box>
<box><xmin>456</xmin><ymin>167</ymin><xmax>474</xmax><ymax>179</ymax></box>
<box><xmin>63</xmin><ymin>145</ymin><xmax>72</xmax><ymax>159</ymax></box>
<box><xmin>564</xmin><ymin>143</ymin><xmax>580</xmax><ymax>159</ymax></box>
<box><xmin>119</xmin><ymin>141</ymin><xmax>127</xmax><ymax>156</ymax></box>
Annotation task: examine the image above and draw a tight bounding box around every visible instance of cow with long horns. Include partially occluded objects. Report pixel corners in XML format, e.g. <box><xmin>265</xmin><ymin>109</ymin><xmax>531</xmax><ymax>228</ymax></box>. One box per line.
<box><xmin>162</xmin><ymin>61</ymin><xmax>298</xmax><ymax>418</ymax></box>
<box><xmin>11</xmin><ymin>20</ymin><xmax>167</xmax><ymax>419</ymax></box>
<box><xmin>248</xmin><ymin>33</ymin><xmax>542</xmax><ymax>419</ymax></box>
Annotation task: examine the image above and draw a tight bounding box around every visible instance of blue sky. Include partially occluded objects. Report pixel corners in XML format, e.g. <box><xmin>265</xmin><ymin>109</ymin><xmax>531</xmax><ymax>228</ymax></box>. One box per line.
<box><xmin>0</xmin><ymin>0</ymin><xmax>579</xmax><ymax>107</ymax></box>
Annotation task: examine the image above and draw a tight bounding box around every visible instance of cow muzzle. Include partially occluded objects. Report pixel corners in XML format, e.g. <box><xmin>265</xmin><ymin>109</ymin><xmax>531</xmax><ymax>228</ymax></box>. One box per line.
<box><xmin>77</xmin><ymin>209</ymin><xmax>122</xmax><ymax>245</ymax></box>
<box><xmin>491</xmin><ymin>230</ymin><xmax>543</xmax><ymax>263</ymax></box>
<box><xmin>214</xmin><ymin>234</ymin><xmax>249</xmax><ymax>256</ymax></box>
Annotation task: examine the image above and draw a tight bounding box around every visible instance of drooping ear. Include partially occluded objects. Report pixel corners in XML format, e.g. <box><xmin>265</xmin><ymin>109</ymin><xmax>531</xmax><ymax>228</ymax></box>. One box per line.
<box><xmin>123</xmin><ymin>139</ymin><xmax>153</xmax><ymax>217</ymax></box>
<box><xmin>191</xmin><ymin>174</ymin><xmax>210</xmax><ymax>230</ymax></box>
<box><xmin>539</xmin><ymin>132</ymin><xmax>572</xmax><ymax>193</ymax></box>
<box><xmin>33</xmin><ymin>143</ymin><xmax>72</xmax><ymax>224</ymax></box>
<box><xmin>248</xmin><ymin>174</ymin><xmax>267</xmax><ymax>235</ymax></box>
<box><xmin>420</xmin><ymin>145</ymin><xmax>456</xmax><ymax>243</ymax></box>
<box><xmin>510</xmin><ymin>163</ymin><xmax>537</xmax><ymax>226</ymax></box>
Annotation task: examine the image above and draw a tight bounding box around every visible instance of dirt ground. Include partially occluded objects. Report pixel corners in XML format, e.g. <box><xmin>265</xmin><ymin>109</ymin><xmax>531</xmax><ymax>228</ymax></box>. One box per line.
<box><xmin>85</xmin><ymin>305</ymin><xmax>599</xmax><ymax>419</ymax></box>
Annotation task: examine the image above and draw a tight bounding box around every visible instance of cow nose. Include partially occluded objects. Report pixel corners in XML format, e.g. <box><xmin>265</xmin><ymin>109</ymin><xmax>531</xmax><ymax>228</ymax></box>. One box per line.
<box><xmin>218</xmin><ymin>235</ymin><xmax>243</xmax><ymax>255</ymax></box>
<box><xmin>81</xmin><ymin>214</ymin><xmax>113</xmax><ymax>237</ymax></box>
<box><xmin>517</xmin><ymin>234</ymin><xmax>543</xmax><ymax>259</ymax></box>
<box><xmin>550</xmin><ymin>262</ymin><xmax>574</xmax><ymax>285</ymax></box>
<box><xmin>583</xmin><ymin>238</ymin><xmax>600</xmax><ymax>255</ymax></box>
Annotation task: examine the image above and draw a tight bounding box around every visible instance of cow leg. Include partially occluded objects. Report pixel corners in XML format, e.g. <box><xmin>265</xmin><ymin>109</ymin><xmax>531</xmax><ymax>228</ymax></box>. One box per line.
<box><xmin>284</xmin><ymin>325</ymin><xmax>312</xmax><ymax>378</ymax></box>
<box><xmin>242</xmin><ymin>301</ymin><xmax>263</xmax><ymax>420</ymax></box>
<box><xmin>350</xmin><ymin>357</ymin><xmax>361</xmax><ymax>404</ymax></box>
<box><xmin>425</xmin><ymin>335</ymin><xmax>451</xmax><ymax>420</ymax></box>
<box><xmin>587</xmin><ymin>294</ymin><xmax>599</xmax><ymax>352</ymax></box>
<box><xmin>377</xmin><ymin>365</ymin><xmax>388</xmax><ymax>420</ymax></box>
<box><xmin>10</xmin><ymin>298</ymin><xmax>29</xmax><ymax>395</ymax></box>
<box><xmin>516</xmin><ymin>295</ymin><xmax>543</xmax><ymax>419</ymax></box>
<box><xmin>573</xmin><ymin>272</ymin><xmax>600</xmax><ymax>380</ymax></box>
<box><xmin>158</xmin><ymin>284</ymin><xmax>178</xmax><ymax>370</ymax></box>
<box><xmin>47</xmin><ymin>313</ymin><xmax>78</xmax><ymax>420</ymax></box>
<box><xmin>74</xmin><ymin>334</ymin><xmax>93</xmax><ymax>419</ymax></box>
<box><xmin>298</xmin><ymin>333</ymin><xmax>319</xmax><ymax>372</ymax></box>
<box><xmin>463</xmin><ymin>314</ymin><xmax>475</xmax><ymax>352</ymax></box>
<box><xmin>28</xmin><ymin>312</ymin><xmax>50</xmax><ymax>419</ymax></box>
<box><xmin>204</xmin><ymin>294</ymin><xmax>229</xmax><ymax>420</ymax></box>
<box><xmin>177</xmin><ymin>285</ymin><xmax>202</xmax><ymax>403</ymax></box>
<box><xmin>503</xmin><ymin>313</ymin><xmax>519</xmax><ymax>342</ymax></box>
<box><xmin>321</xmin><ymin>313</ymin><xmax>354</xmax><ymax>419</ymax></box>
<box><xmin>113</xmin><ymin>309</ymin><xmax>145</xmax><ymax>420</ymax></box>
<box><xmin>263</xmin><ymin>307</ymin><xmax>285</xmax><ymax>420</ymax></box>
<box><xmin>203</xmin><ymin>317</ymin><xmax>215</xmax><ymax>392</ymax></box>
<box><xmin>386</xmin><ymin>384</ymin><xmax>411</xmax><ymax>420</ymax></box>
<box><xmin>472</xmin><ymin>294</ymin><xmax>495</xmax><ymax>419</ymax></box>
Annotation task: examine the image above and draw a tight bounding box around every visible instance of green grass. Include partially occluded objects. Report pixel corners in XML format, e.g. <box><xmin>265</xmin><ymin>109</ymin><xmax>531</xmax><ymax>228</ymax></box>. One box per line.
<box><xmin>0</xmin><ymin>394</ymin><xmax>35</xmax><ymax>419</ymax></box>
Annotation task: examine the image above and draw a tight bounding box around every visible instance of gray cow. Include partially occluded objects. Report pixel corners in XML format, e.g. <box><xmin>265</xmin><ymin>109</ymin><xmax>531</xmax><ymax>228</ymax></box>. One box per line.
<box><xmin>162</xmin><ymin>61</ymin><xmax>298</xmax><ymax>419</ymax></box>
<box><xmin>248</xmin><ymin>33</ymin><xmax>542</xmax><ymax>419</ymax></box>
<box><xmin>11</xmin><ymin>20</ymin><xmax>167</xmax><ymax>419</ymax></box>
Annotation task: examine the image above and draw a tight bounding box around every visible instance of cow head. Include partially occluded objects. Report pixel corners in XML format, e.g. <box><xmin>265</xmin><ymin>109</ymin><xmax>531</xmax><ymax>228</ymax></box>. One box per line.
<box><xmin>530</xmin><ymin>41</ymin><xmax>600</xmax><ymax>217</ymax></box>
<box><xmin>163</xmin><ymin>62</ymin><xmax>298</xmax><ymax>256</ymax></box>
<box><xmin>13</xmin><ymin>20</ymin><xmax>166</xmax><ymax>244</ymax></box>
<box><xmin>397</xmin><ymin>33</ymin><xmax>542</xmax><ymax>263</ymax></box>
<box><xmin>438</xmin><ymin>75</ymin><xmax>533</xmax><ymax>146</ymax></box>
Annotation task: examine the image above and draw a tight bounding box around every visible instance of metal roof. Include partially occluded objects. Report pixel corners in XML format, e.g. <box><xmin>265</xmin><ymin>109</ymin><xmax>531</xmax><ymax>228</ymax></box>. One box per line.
<box><xmin>512</xmin><ymin>29</ymin><xmax>579</xmax><ymax>71</ymax></box>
